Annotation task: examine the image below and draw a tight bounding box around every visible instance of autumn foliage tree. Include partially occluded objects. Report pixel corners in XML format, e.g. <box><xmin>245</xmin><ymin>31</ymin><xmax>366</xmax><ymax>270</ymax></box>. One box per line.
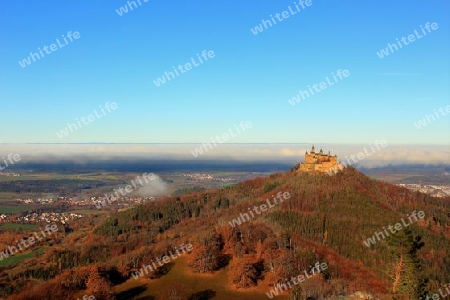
<box><xmin>228</xmin><ymin>255</ymin><xmax>259</xmax><ymax>288</ymax></box>
<box><xmin>85</xmin><ymin>267</ymin><xmax>115</xmax><ymax>300</ymax></box>
<box><xmin>188</xmin><ymin>233</ymin><xmax>222</xmax><ymax>273</ymax></box>
<box><xmin>157</xmin><ymin>283</ymin><xmax>189</xmax><ymax>300</ymax></box>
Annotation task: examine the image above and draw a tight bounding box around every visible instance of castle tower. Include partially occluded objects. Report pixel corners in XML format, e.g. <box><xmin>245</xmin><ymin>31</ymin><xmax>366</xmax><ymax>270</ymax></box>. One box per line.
<box><xmin>298</xmin><ymin>145</ymin><xmax>342</xmax><ymax>174</ymax></box>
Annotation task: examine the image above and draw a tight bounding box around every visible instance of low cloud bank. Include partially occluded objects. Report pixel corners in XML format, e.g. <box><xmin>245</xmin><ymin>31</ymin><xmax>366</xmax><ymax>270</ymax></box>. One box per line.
<box><xmin>0</xmin><ymin>143</ymin><xmax>448</xmax><ymax>169</ymax></box>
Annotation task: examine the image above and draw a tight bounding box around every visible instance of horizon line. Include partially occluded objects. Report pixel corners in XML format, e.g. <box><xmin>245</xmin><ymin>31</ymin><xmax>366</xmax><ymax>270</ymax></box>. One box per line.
<box><xmin>0</xmin><ymin>142</ymin><xmax>449</xmax><ymax>146</ymax></box>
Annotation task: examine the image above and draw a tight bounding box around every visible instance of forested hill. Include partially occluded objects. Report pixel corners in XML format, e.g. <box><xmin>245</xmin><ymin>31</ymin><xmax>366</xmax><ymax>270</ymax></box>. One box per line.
<box><xmin>6</xmin><ymin>167</ymin><xmax>450</xmax><ymax>299</ymax></box>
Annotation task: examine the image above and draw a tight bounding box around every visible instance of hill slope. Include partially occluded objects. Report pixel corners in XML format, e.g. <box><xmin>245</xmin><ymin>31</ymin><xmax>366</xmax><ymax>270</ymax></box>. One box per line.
<box><xmin>4</xmin><ymin>167</ymin><xmax>450</xmax><ymax>299</ymax></box>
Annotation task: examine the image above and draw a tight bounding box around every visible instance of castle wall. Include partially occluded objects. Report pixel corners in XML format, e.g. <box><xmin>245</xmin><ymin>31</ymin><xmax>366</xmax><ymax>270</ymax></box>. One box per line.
<box><xmin>298</xmin><ymin>148</ymin><xmax>341</xmax><ymax>174</ymax></box>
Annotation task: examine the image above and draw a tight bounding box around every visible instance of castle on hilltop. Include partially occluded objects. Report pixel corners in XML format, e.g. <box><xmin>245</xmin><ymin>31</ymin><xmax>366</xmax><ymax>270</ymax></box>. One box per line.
<box><xmin>298</xmin><ymin>145</ymin><xmax>343</xmax><ymax>174</ymax></box>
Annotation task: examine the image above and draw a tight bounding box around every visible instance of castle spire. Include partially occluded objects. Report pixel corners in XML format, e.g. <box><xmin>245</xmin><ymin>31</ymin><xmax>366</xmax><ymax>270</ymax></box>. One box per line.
<box><xmin>311</xmin><ymin>145</ymin><xmax>315</xmax><ymax>153</ymax></box>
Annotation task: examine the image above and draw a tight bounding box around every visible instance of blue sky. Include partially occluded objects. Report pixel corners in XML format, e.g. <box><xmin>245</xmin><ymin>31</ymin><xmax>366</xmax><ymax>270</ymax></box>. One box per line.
<box><xmin>0</xmin><ymin>0</ymin><xmax>449</xmax><ymax>144</ymax></box>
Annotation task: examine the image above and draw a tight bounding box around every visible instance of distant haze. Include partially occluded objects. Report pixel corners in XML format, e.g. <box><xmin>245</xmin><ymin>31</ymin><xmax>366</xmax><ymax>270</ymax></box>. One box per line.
<box><xmin>0</xmin><ymin>144</ymin><xmax>448</xmax><ymax>171</ymax></box>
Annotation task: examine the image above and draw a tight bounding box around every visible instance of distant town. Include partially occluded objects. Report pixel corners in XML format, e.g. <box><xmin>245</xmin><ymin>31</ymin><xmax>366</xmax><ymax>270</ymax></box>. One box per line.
<box><xmin>0</xmin><ymin>195</ymin><xmax>158</xmax><ymax>226</ymax></box>
<box><xmin>0</xmin><ymin>172</ymin><xmax>20</xmax><ymax>177</ymax></box>
<box><xmin>182</xmin><ymin>173</ymin><xmax>234</xmax><ymax>182</ymax></box>
<box><xmin>0</xmin><ymin>212</ymin><xmax>82</xmax><ymax>225</ymax></box>
<box><xmin>397</xmin><ymin>183</ymin><xmax>450</xmax><ymax>198</ymax></box>
<box><xmin>14</xmin><ymin>195</ymin><xmax>156</xmax><ymax>207</ymax></box>
<box><xmin>0</xmin><ymin>172</ymin><xmax>257</xmax><ymax>228</ymax></box>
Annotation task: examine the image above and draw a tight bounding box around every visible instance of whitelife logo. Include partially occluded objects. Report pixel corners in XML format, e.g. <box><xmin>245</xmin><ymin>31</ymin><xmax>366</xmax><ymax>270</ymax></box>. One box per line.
<box><xmin>0</xmin><ymin>154</ymin><xmax>21</xmax><ymax>171</ymax></box>
<box><xmin>228</xmin><ymin>191</ymin><xmax>291</xmax><ymax>228</ymax></box>
<box><xmin>326</xmin><ymin>140</ymin><xmax>388</xmax><ymax>176</ymax></box>
<box><xmin>422</xmin><ymin>283</ymin><xmax>450</xmax><ymax>300</ymax></box>
<box><xmin>115</xmin><ymin>0</ymin><xmax>149</xmax><ymax>16</ymax></box>
<box><xmin>363</xmin><ymin>210</ymin><xmax>425</xmax><ymax>247</ymax></box>
<box><xmin>190</xmin><ymin>121</ymin><xmax>252</xmax><ymax>158</ymax></box>
<box><xmin>0</xmin><ymin>224</ymin><xmax>58</xmax><ymax>261</ymax></box>
<box><xmin>131</xmin><ymin>243</ymin><xmax>193</xmax><ymax>279</ymax></box>
<box><xmin>266</xmin><ymin>262</ymin><xmax>328</xmax><ymax>298</ymax></box>
<box><xmin>250</xmin><ymin>0</ymin><xmax>313</xmax><ymax>35</ymax></box>
<box><xmin>94</xmin><ymin>172</ymin><xmax>157</xmax><ymax>209</ymax></box>
<box><xmin>288</xmin><ymin>69</ymin><xmax>350</xmax><ymax>106</ymax></box>
<box><xmin>414</xmin><ymin>105</ymin><xmax>450</xmax><ymax>129</ymax></box>
<box><xmin>56</xmin><ymin>102</ymin><xmax>118</xmax><ymax>138</ymax></box>
<box><xmin>153</xmin><ymin>50</ymin><xmax>215</xmax><ymax>87</ymax></box>
<box><xmin>18</xmin><ymin>31</ymin><xmax>81</xmax><ymax>68</ymax></box>
<box><xmin>376</xmin><ymin>22</ymin><xmax>439</xmax><ymax>58</ymax></box>
<box><xmin>76</xmin><ymin>296</ymin><xmax>95</xmax><ymax>300</ymax></box>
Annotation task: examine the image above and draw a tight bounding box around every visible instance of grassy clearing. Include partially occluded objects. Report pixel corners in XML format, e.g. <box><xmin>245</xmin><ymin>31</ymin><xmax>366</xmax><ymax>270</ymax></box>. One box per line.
<box><xmin>114</xmin><ymin>256</ymin><xmax>288</xmax><ymax>300</ymax></box>
<box><xmin>0</xmin><ymin>205</ymin><xmax>35</xmax><ymax>213</ymax></box>
<box><xmin>0</xmin><ymin>248</ymin><xmax>46</xmax><ymax>267</ymax></box>
<box><xmin>0</xmin><ymin>252</ymin><xmax>34</xmax><ymax>267</ymax></box>
<box><xmin>0</xmin><ymin>223</ymin><xmax>38</xmax><ymax>230</ymax></box>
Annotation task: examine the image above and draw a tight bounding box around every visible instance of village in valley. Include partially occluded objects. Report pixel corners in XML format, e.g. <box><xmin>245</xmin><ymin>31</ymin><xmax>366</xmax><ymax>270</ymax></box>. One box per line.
<box><xmin>396</xmin><ymin>183</ymin><xmax>450</xmax><ymax>198</ymax></box>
